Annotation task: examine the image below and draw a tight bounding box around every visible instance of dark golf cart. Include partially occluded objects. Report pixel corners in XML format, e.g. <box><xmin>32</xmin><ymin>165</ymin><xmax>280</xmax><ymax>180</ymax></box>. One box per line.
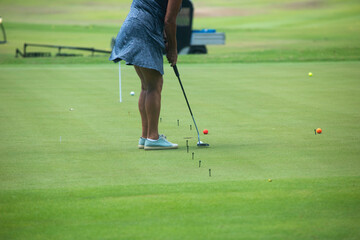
<box><xmin>176</xmin><ymin>0</ymin><xmax>225</xmax><ymax>54</ymax></box>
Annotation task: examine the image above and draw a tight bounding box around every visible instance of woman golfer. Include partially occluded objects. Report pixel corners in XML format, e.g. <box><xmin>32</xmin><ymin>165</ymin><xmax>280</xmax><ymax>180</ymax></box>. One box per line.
<box><xmin>109</xmin><ymin>0</ymin><xmax>182</xmax><ymax>150</ymax></box>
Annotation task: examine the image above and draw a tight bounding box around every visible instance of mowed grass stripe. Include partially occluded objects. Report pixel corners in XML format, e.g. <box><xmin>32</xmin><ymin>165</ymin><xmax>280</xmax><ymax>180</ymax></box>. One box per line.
<box><xmin>0</xmin><ymin>177</ymin><xmax>359</xmax><ymax>240</ymax></box>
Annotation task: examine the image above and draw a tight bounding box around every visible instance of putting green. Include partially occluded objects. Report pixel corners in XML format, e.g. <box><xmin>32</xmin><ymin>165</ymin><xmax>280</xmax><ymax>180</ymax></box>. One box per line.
<box><xmin>1</xmin><ymin>62</ymin><xmax>359</xmax><ymax>239</ymax></box>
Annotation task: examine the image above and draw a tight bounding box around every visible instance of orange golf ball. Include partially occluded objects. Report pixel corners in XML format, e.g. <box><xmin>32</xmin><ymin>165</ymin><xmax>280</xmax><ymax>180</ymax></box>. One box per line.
<box><xmin>203</xmin><ymin>129</ymin><xmax>208</xmax><ymax>135</ymax></box>
<box><xmin>316</xmin><ymin>128</ymin><xmax>322</xmax><ymax>134</ymax></box>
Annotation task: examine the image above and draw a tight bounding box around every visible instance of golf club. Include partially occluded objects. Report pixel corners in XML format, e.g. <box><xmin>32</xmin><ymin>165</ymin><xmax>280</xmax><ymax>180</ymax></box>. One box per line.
<box><xmin>173</xmin><ymin>65</ymin><xmax>209</xmax><ymax>147</ymax></box>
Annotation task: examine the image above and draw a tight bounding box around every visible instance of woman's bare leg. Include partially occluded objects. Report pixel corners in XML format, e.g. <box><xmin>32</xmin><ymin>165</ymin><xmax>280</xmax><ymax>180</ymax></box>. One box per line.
<box><xmin>134</xmin><ymin>66</ymin><xmax>148</xmax><ymax>139</ymax></box>
<box><xmin>134</xmin><ymin>66</ymin><xmax>163</xmax><ymax>140</ymax></box>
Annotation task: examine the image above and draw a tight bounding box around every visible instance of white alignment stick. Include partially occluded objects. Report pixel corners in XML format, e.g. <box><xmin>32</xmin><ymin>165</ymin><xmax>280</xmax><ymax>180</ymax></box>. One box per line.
<box><xmin>119</xmin><ymin>62</ymin><xmax>122</xmax><ymax>103</ymax></box>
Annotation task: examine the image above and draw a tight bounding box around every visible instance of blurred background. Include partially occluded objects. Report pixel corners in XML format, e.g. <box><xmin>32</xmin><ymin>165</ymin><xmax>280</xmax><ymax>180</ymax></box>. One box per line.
<box><xmin>0</xmin><ymin>0</ymin><xmax>359</xmax><ymax>63</ymax></box>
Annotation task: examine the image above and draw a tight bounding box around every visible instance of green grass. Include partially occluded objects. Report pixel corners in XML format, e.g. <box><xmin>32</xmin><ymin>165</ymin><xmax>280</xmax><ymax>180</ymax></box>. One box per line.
<box><xmin>1</xmin><ymin>178</ymin><xmax>359</xmax><ymax>240</ymax></box>
<box><xmin>1</xmin><ymin>0</ymin><xmax>360</xmax><ymax>239</ymax></box>
<box><xmin>1</xmin><ymin>62</ymin><xmax>360</xmax><ymax>239</ymax></box>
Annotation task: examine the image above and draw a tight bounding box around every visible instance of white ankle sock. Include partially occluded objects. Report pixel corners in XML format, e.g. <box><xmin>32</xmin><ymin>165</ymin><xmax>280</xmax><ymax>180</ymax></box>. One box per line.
<box><xmin>147</xmin><ymin>138</ymin><xmax>157</xmax><ymax>142</ymax></box>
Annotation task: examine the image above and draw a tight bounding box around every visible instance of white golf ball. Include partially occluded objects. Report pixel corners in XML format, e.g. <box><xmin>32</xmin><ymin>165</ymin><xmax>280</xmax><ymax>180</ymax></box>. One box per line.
<box><xmin>69</xmin><ymin>108</ymin><xmax>74</xmax><ymax>111</ymax></box>
<box><xmin>130</xmin><ymin>91</ymin><xmax>135</xmax><ymax>96</ymax></box>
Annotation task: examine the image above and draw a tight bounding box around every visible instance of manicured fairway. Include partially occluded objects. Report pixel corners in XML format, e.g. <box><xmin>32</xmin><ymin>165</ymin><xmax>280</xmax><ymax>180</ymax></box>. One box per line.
<box><xmin>1</xmin><ymin>62</ymin><xmax>359</xmax><ymax>239</ymax></box>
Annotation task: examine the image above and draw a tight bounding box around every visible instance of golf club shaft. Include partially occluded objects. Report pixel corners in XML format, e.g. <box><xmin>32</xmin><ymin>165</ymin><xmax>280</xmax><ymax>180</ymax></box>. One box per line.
<box><xmin>173</xmin><ymin>65</ymin><xmax>201</xmax><ymax>143</ymax></box>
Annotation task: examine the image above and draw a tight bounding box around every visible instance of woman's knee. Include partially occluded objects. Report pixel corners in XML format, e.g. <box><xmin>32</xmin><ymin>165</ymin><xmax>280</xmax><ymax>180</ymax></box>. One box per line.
<box><xmin>137</xmin><ymin>66</ymin><xmax>163</xmax><ymax>92</ymax></box>
<box><xmin>147</xmin><ymin>77</ymin><xmax>162</xmax><ymax>93</ymax></box>
<box><xmin>145</xmin><ymin>71</ymin><xmax>163</xmax><ymax>92</ymax></box>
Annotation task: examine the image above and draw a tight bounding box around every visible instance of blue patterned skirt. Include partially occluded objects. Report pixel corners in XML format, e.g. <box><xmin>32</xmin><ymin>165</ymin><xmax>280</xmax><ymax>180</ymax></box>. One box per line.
<box><xmin>109</xmin><ymin>1</ymin><xmax>167</xmax><ymax>75</ymax></box>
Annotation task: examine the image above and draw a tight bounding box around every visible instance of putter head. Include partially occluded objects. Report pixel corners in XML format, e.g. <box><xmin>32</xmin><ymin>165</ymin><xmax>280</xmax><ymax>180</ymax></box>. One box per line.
<box><xmin>197</xmin><ymin>141</ymin><xmax>209</xmax><ymax>147</ymax></box>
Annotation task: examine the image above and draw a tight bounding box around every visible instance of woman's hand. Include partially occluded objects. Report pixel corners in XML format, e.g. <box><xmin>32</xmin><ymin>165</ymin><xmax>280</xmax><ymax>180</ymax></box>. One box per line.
<box><xmin>164</xmin><ymin>0</ymin><xmax>182</xmax><ymax>67</ymax></box>
<box><xmin>166</xmin><ymin>44</ymin><xmax>177</xmax><ymax>66</ymax></box>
